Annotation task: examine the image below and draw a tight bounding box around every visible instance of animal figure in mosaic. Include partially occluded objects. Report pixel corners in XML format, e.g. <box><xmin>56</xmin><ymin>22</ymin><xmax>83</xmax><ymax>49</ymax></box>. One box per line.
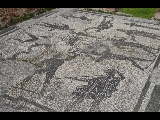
<box><xmin>64</xmin><ymin>69</ymin><xmax>125</xmax><ymax>112</ymax></box>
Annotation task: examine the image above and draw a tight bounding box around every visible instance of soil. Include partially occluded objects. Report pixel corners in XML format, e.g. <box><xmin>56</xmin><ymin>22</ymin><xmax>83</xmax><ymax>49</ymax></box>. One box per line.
<box><xmin>0</xmin><ymin>8</ymin><xmax>42</xmax><ymax>27</ymax></box>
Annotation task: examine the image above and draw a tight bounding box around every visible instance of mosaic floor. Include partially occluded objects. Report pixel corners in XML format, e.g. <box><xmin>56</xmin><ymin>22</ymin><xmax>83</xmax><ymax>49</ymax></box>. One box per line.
<box><xmin>0</xmin><ymin>8</ymin><xmax>160</xmax><ymax>112</ymax></box>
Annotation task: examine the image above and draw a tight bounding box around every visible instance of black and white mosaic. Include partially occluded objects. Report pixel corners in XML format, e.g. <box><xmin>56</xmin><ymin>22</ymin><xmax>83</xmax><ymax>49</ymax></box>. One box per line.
<box><xmin>0</xmin><ymin>8</ymin><xmax>160</xmax><ymax>112</ymax></box>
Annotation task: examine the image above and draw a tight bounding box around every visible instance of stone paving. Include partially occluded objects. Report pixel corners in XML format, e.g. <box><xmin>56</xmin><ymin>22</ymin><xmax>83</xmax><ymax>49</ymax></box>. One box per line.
<box><xmin>0</xmin><ymin>8</ymin><xmax>160</xmax><ymax>112</ymax></box>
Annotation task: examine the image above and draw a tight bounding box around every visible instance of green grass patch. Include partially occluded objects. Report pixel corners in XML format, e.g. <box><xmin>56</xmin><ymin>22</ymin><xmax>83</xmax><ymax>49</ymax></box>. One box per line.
<box><xmin>0</xmin><ymin>26</ymin><xmax>7</xmax><ymax>31</ymax></box>
<box><xmin>119</xmin><ymin>8</ymin><xmax>158</xmax><ymax>19</ymax></box>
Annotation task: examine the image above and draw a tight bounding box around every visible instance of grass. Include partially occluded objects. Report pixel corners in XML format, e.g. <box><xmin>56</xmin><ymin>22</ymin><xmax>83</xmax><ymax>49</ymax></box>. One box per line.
<box><xmin>119</xmin><ymin>8</ymin><xmax>158</xmax><ymax>19</ymax></box>
<box><xmin>85</xmin><ymin>8</ymin><xmax>158</xmax><ymax>20</ymax></box>
<box><xmin>0</xmin><ymin>26</ymin><xmax>7</xmax><ymax>31</ymax></box>
<box><xmin>0</xmin><ymin>8</ymin><xmax>55</xmax><ymax>31</ymax></box>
